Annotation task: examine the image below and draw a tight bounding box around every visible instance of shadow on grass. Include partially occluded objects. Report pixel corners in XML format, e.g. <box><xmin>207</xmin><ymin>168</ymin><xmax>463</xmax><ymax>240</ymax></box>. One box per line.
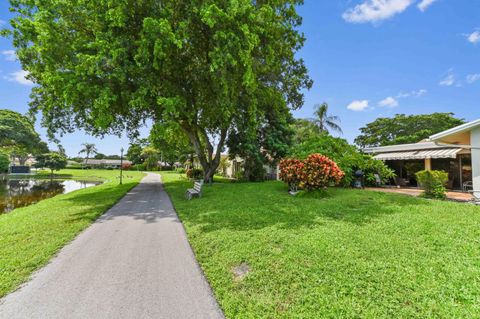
<box><xmin>164</xmin><ymin>179</ymin><xmax>431</xmax><ymax>233</ymax></box>
<box><xmin>63</xmin><ymin>180</ymin><xmax>179</xmax><ymax>225</ymax></box>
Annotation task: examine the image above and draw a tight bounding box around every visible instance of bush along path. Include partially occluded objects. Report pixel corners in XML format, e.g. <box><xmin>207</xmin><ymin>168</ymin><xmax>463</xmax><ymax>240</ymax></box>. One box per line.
<box><xmin>0</xmin><ymin>173</ymin><xmax>223</xmax><ymax>319</ymax></box>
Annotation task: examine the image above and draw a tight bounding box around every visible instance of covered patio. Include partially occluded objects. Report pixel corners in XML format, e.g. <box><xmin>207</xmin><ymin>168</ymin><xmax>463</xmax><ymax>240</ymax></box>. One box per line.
<box><xmin>363</xmin><ymin>119</ymin><xmax>480</xmax><ymax>199</ymax></box>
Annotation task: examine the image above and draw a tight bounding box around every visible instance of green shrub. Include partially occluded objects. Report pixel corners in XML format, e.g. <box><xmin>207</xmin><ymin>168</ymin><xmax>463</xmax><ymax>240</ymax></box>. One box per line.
<box><xmin>176</xmin><ymin>167</ymin><xmax>186</xmax><ymax>174</ymax></box>
<box><xmin>0</xmin><ymin>152</ymin><xmax>9</xmax><ymax>173</ymax></box>
<box><xmin>415</xmin><ymin>170</ymin><xmax>449</xmax><ymax>199</ymax></box>
<box><xmin>186</xmin><ymin>168</ymin><xmax>203</xmax><ymax>180</ymax></box>
<box><xmin>132</xmin><ymin>163</ymin><xmax>146</xmax><ymax>171</ymax></box>
<box><xmin>289</xmin><ymin>133</ymin><xmax>395</xmax><ymax>187</ymax></box>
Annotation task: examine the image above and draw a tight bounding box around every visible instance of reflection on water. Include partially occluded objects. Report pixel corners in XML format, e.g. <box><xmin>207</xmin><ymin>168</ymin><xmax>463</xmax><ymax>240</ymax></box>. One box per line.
<box><xmin>0</xmin><ymin>179</ymin><xmax>100</xmax><ymax>213</ymax></box>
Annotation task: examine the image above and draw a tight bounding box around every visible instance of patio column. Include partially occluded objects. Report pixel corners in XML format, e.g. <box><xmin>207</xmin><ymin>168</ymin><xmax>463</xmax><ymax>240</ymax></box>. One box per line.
<box><xmin>472</xmin><ymin>126</ymin><xmax>480</xmax><ymax>198</ymax></box>
<box><xmin>424</xmin><ymin>158</ymin><xmax>432</xmax><ymax>171</ymax></box>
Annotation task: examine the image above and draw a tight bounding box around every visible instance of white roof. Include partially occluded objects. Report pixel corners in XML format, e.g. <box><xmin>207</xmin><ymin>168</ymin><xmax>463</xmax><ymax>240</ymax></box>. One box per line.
<box><xmin>373</xmin><ymin>148</ymin><xmax>462</xmax><ymax>161</ymax></box>
<box><xmin>363</xmin><ymin>141</ymin><xmax>458</xmax><ymax>154</ymax></box>
<box><xmin>429</xmin><ymin>119</ymin><xmax>480</xmax><ymax>141</ymax></box>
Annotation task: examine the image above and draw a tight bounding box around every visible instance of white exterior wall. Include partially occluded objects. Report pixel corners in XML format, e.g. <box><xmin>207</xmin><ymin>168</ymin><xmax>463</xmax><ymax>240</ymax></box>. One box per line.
<box><xmin>471</xmin><ymin>127</ymin><xmax>480</xmax><ymax>199</ymax></box>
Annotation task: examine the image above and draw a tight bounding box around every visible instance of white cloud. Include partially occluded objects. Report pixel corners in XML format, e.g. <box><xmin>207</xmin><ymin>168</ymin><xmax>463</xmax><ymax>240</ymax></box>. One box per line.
<box><xmin>466</xmin><ymin>74</ymin><xmax>480</xmax><ymax>84</ymax></box>
<box><xmin>378</xmin><ymin>96</ymin><xmax>399</xmax><ymax>107</ymax></box>
<box><xmin>397</xmin><ymin>89</ymin><xmax>427</xmax><ymax>98</ymax></box>
<box><xmin>347</xmin><ymin>100</ymin><xmax>369</xmax><ymax>111</ymax></box>
<box><xmin>417</xmin><ymin>0</ymin><xmax>437</xmax><ymax>12</ymax></box>
<box><xmin>439</xmin><ymin>70</ymin><xmax>455</xmax><ymax>86</ymax></box>
<box><xmin>5</xmin><ymin>70</ymin><xmax>34</xmax><ymax>86</ymax></box>
<box><xmin>466</xmin><ymin>30</ymin><xmax>480</xmax><ymax>44</ymax></box>
<box><xmin>1</xmin><ymin>50</ymin><xmax>17</xmax><ymax>62</ymax></box>
<box><xmin>342</xmin><ymin>0</ymin><xmax>414</xmax><ymax>24</ymax></box>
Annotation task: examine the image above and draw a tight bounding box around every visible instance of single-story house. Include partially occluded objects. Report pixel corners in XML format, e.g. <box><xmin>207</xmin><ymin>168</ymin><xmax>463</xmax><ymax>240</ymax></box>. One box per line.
<box><xmin>223</xmin><ymin>156</ymin><xmax>279</xmax><ymax>180</ymax></box>
<box><xmin>82</xmin><ymin>159</ymin><xmax>131</xmax><ymax>169</ymax></box>
<box><xmin>363</xmin><ymin>119</ymin><xmax>480</xmax><ymax>197</ymax></box>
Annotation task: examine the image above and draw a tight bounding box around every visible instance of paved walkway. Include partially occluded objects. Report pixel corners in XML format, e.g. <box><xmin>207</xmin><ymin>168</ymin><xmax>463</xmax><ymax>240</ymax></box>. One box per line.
<box><xmin>0</xmin><ymin>173</ymin><xmax>224</xmax><ymax>319</ymax></box>
<box><xmin>366</xmin><ymin>187</ymin><xmax>474</xmax><ymax>202</ymax></box>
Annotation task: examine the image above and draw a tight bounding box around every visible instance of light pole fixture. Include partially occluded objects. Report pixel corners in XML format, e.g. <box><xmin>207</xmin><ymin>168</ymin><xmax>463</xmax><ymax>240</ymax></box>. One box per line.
<box><xmin>120</xmin><ymin>147</ymin><xmax>124</xmax><ymax>185</ymax></box>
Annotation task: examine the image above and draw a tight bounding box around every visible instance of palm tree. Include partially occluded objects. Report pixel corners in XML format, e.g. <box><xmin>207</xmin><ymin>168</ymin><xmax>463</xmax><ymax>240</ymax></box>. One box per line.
<box><xmin>78</xmin><ymin>143</ymin><xmax>98</xmax><ymax>167</ymax></box>
<box><xmin>312</xmin><ymin>102</ymin><xmax>342</xmax><ymax>134</ymax></box>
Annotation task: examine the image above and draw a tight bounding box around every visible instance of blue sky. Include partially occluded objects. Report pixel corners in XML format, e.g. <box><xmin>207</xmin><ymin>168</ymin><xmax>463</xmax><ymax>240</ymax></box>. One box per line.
<box><xmin>0</xmin><ymin>0</ymin><xmax>479</xmax><ymax>157</ymax></box>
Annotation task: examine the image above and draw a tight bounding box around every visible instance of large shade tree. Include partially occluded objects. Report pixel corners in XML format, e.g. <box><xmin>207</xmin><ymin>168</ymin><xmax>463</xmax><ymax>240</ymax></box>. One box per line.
<box><xmin>0</xmin><ymin>109</ymin><xmax>47</xmax><ymax>164</ymax></box>
<box><xmin>149</xmin><ymin>122</ymin><xmax>193</xmax><ymax>167</ymax></box>
<box><xmin>4</xmin><ymin>0</ymin><xmax>311</xmax><ymax>182</ymax></box>
<box><xmin>355</xmin><ymin>113</ymin><xmax>465</xmax><ymax>148</ymax></box>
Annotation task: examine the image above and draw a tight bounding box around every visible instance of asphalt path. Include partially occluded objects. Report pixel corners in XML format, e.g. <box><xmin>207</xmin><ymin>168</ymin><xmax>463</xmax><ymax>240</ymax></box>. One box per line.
<box><xmin>0</xmin><ymin>173</ymin><xmax>224</xmax><ymax>319</ymax></box>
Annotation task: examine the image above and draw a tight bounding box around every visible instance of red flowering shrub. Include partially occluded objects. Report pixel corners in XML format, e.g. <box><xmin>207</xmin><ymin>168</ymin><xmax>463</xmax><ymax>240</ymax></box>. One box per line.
<box><xmin>302</xmin><ymin>154</ymin><xmax>344</xmax><ymax>190</ymax></box>
<box><xmin>122</xmin><ymin>162</ymin><xmax>132</xmax><ymax>170</ymax></box>
<box><xmin>279</xmin><ymin>158</ymin><xmax>305</xmax><ymax>190</ymax></box>
<box><xmin>279</xmin><ymin>154</ymin><xmax>345</xmax><ymax>191</ymax></box>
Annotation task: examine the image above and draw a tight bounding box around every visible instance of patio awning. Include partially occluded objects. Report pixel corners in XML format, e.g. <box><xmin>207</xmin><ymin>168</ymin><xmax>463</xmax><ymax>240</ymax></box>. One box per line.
<box><xmin>373</xmin><ymin>148</ymin><xmax>462</xmax><ymax>161</ymax></box>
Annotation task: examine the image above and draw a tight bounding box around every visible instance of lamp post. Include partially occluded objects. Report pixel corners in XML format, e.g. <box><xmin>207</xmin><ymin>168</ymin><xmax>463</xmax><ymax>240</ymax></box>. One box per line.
<box><xmin>120</xmin><ymin>147</ymin><xmax>124</xmax><ymax>185</ymax></box>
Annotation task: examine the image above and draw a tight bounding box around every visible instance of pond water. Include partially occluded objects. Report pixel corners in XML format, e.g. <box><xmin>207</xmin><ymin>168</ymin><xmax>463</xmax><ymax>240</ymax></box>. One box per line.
<box><xmin>0</xmin><ymin>179</ymin><xmax>101</xmax><ymax>214</ymax></box>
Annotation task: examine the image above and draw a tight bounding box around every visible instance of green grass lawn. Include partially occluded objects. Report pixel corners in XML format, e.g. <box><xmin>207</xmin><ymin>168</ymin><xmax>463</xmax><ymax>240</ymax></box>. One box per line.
<box><xmin>161</xmin><ymin>171</ymin><xmax>480</xmax><ymax>318</ymax></box>
<box><xmin>0</xmin><ymin>169</ymin><xmax>145</xmax><ymax>298</ymax></box>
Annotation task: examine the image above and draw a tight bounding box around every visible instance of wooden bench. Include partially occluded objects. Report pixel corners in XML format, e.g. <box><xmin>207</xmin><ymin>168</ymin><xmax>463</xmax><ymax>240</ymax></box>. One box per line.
<box><xmin>185</xmin><ymin>181</ymin><xmax>203</xmax><ymax>200</ymax></box>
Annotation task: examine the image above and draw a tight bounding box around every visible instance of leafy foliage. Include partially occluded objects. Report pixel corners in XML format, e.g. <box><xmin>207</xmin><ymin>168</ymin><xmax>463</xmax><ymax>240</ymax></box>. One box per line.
<box><xmin>416</xmin><ymin>170</ymin><xmax>449</xmax><ymax>199</ymax></box>
<box><xmin>0</xmin><ymin>109</ymin><xmax>46</xmax><ymax>163</ymax></box>
<box><xmin>279</xmin><ymin>154</ymin><xmax>344</xmax><ymax>191</ymax></box>
<box><xmin>355</xmin><ymin>113</ymin><xmax>465</xmax><ymax>148</ymax></box>
<box><xmin>35</xmin><ymin>152</ymin><xmax>68</xmax><ymax>174</ymax></box>
<box><xmin>186</xmin><ymin>168</ymin><xmax>204</xmax><ymax>180</ymax></box>
<box><xmin>227</xmin><ymin>104</ymin><xmax>294</xmax><ymax>181</ymax></box>
<box><xmin>5</xmin><ymin>0</ymin><xmax>312</xmax><ymax>182</ymax></box>
<box><xmin>289</xmin><ymin>133</ymin><xmax>395</xmax><ymax>186</ymax></box>
<box><xmin>291</xmin><ymin>119</ymin><xmax>321</xmax><ymax>144</ymax></box>
<box><xmin>140</xmin><ymin>147</ymin><xmax>160</xmax><ymax>171</ymax></box>
<box><xmin>311</xmin><ymin>102</ymin><xmax>342</xmax><ymax>134</ymax></box>
<box><xmin>0</xmin><ymin>152</ymin><xmax>10</xmax><ymax>173</ymax></box>
<box><xmin>126</xmin><ymin>140</ymin><xmax>148</xmax><ymax>165</ymax></box>
<box><xmin>149</xmin><ymin>122</ymin><xmax>193</xmax><ymax>166</ymax></box>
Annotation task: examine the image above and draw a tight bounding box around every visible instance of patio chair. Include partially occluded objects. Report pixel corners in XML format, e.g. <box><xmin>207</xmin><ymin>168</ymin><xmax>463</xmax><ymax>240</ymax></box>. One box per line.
<box><xmin>463</xmin><ymin>181</ymin><xmax>473</xmax><ymax>192</ymax></box>
<box><xmin>374</xmin><ymin>174</ymin><xmax>382</xmax><ymax>187</ymax></box>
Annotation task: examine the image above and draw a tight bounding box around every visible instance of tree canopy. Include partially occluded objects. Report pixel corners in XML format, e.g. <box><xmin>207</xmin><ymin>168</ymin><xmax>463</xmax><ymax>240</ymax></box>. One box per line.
<box><xmin>354</xmin><ymin>113</ymin><xmax>465</xmax><ymax>148</ymax></box>
<box><xmin>35</xmin><ymin>152</ymin><xmax>67</xmax><ymax>174</ymax></box>
<box><xmin>5</xmin><ymin>0</ymin><xmax>312</xmax><ymax>182</ymax></box>
<box><xmin>0</xmin><ymin>109</ymin><xmax>47</xmax><ymax>164</ymax></box>
<box><xmin>0</xmin><ymin>109</ymin><xmax>40</xmax><ymax>150</ymax></box>
<box><xmin>149</xmin><ymin>122</ymin><xmax>193</xmax><ymax>166</ymax></box>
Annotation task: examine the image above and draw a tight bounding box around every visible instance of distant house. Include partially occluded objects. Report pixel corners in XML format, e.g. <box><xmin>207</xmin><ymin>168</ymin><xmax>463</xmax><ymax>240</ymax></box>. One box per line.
<box><xmin>363</xmin><ymin>119</ymin><xmax>480</xmax><ymax>197</ymax></box>
<box><xmin>82</xmin><ymin>159</ymin><xmax>131</xmax><ymax>169</ymax></box>
<box><xmin>223</xmin><ymin>155</ymin><xmax>279</xmax><ymax>180</ymax></box>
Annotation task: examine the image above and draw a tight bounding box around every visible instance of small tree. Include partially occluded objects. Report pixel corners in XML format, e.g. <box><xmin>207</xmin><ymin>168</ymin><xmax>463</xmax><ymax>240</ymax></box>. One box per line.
<box><xmin>36</xmin><ymin>152</ymin><xmax>67</xmax><ymax>175</ymax></box>
<box><xmin>141</xmin><ymin>147</ymin><xmax>160</xmax><ymax>171</ymax></box>
<box><xmin>0</xmin><ymin>151</ymin><xmax>10</xmax><ymax>173</ymax></box>
<box><xmin>415</xmin><ymin>170</ymin><xmax>449</xmax><ymax>199</ymax></box>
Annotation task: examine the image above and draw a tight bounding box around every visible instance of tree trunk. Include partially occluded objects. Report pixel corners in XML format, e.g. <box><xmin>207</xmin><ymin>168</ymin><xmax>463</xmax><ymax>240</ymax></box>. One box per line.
<box><xmin>182</xmin><ymin>124</ymin><xmax>227</xmax><ymax>184</ymax></box>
